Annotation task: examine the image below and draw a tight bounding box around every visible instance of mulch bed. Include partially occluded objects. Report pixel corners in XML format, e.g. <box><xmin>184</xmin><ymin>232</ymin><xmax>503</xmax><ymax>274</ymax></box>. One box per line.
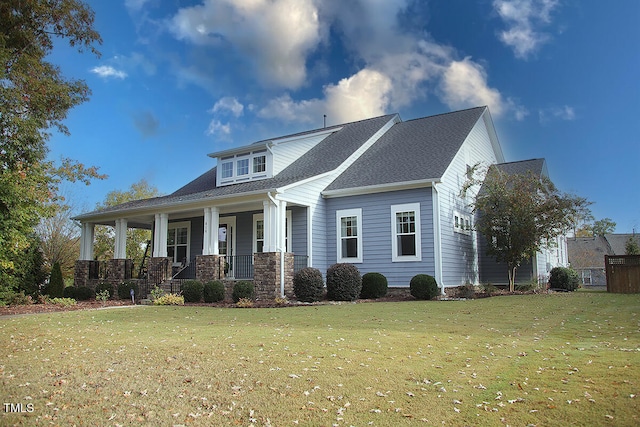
<box><xmin>0</xmin><ymin>300</ymin><xmax>133</xmax><ymax>317</ymax></box>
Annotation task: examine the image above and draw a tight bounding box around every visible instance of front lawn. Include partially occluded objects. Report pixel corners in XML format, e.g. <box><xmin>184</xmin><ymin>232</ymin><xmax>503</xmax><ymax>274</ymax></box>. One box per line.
<box><xmin>1</xmin><ymin>292</ymin><xmax>638</xmax><ymax>426</ymax></box>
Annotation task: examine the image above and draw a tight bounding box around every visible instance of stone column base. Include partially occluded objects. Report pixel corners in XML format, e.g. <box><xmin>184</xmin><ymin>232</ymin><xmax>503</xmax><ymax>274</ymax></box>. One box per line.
<box><xmin>196</xmin><ymin>255</ymin><xmax>226</xmax><ymax>282</ymax></box>
<box><xmin>253</xmin><ymin>252</ymin><xmax>294</xmax><ymax>300</ymax></box>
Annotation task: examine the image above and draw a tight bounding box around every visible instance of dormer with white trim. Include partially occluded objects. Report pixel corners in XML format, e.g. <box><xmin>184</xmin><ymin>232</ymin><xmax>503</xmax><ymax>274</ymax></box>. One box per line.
<box><xmin>209</xmin><ymin>126</ymin><xmax>342</xmax><ymax>187</ymax></box>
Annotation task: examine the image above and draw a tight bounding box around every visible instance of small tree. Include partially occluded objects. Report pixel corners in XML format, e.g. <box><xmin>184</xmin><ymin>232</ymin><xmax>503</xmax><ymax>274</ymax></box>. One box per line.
<box><xmin>463</xmin><ymin>164</ymin><xmax>590</xmax><ymax>292</ymax></box>
<box><xmin>625</xmin><ymin>237</ymin><xmax>640</xmax><ymax>255</ymax></box>
<box><xmin>45</xmin><ymin>262</ymin><xmax>64</xmax><ymax>298</ymax></box>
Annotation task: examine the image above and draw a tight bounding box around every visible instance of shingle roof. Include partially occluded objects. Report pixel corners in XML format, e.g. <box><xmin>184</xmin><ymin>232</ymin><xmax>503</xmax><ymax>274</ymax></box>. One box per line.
<box><xmin>567</xmin><ymin>236</ymin><xmax>612</xmax><ymax>268</ymax></box>
<box><xmin>75</xmin><ymin>114</ymin><xmax>396</xmax><ymax>219</ymax></box>
<box><xmin>325</xmin><ymin>106</ymin><xmax>487</xmax><ymax>191</ymax></box>
<box><xmin>492</xmin><ymin>158</ymin><xmax>547</xmax><ymax>177</ymax></box>
<box><xmin>605</xmin><ymin>233</ymin><xmax>640</xmax><ymax>255</ymax></box>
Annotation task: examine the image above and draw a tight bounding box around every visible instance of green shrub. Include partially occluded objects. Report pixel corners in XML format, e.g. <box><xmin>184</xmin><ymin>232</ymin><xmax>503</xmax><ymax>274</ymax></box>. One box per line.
<box><xmin>360</xmin><ymin>272</ymin><xmax>388</xmax><ymax>299</ymax></box>
<box><xmin>203</xmin><ymin>281</ymin><xmax>225</xmax><ymax>303</ymax></box>
<box><xmin>410</xmin><ymin>274</ymin><xmax>439</xmax><ymax>300</ymax></box>
<box><xmin>75</xmin><ymin>286</ymin><xmax>95</xmax><ymax>301</ymax></box>
<box><xmin>153</xmin><ymin>293</ymin><xmax>184</xmax><ymax>306</ymax></box>
<box><xmin>117</xmin><ymin>281</ymin><xmax>139</xmax><ymax>300</ymax></box>
<box><xmin>232</xmin><ymin>281</ymin><xmax>254</xmax><ymax>303</ymax></box>
<box><xmin>293</xmin><ymin>267</ymin><xmax>324</xmax><ymax>302</ymax></box>
<box><xmin>96</xmin><ymin>289</ymin><xmax>110</xmax><ymax>304</ymax></box>
<box><xmin>45</xmin><ymin>262</ymin><xmax>64</xmax><ymax>298</ymax></box>
<box><xmin>0</xmin><ymin>290</ymin><xmax>33</xmax><ymax>306</ymax></box>
<box><xmin>182</xmin><ymin>280</ymin><xmax>204</xmax><ymax>303</ymax></box>
<box><xmin>326</xmin><ymin>263</ymin><xmax>362</xmax><ymax>301</ymax></box>
<box><xmin>49</xmin><ymin>297</ymin><xmax>76</xmax><ymax>307</ymax></box>
<box><xmin>549</xmin><ymin>267</ymin><xmax>580</xmax><ymax>291</ymax></box>
<box><xmin>95</xmin><ymin>282</ymin><xmax>114</xmax><ymax>299</ymax></box>
<box><xmin>150</xmin><ymin>286</ymin><xmax>164</xmax><ymax>301</ymax></box>
<box><xmin>63</xmin><ymin>286</ymin><xmax>77</xmax><ymax>299</ymax></box>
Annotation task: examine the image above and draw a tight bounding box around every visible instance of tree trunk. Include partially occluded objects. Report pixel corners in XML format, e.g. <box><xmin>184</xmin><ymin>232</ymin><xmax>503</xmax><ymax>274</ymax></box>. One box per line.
<box><xmin>508</xmin><ymin>265</ymin><xmax>518</xmax><ymax>292</ymax></box>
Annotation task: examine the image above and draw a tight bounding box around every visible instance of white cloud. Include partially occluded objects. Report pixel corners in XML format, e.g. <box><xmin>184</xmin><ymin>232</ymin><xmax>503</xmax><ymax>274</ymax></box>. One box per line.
<box><xmin>493</xmin><ymin>0</ymin><xmax>559</xmax><ymax>59</ymax></box>
<box><xmin>259</xmin><ymin>69</ymin><xmax>393</xmax><ymax>125</ymax></box>
<box><xmin>124</xmin><ymin>0</ymin><xmax>151</xmax><ymax>13</ymax></box>
<box><xmin>211</xmin><ymin>97</ymin><xmax>244</xmax><ymax>117</ymax></box>
<box><xmin>206</xmin><ymin>119</ymin><xmax>231</xmax><ymax>136</ymax></box>
<box><xmin>539</xmin><ymin>105</ymin><xmax>576</xmax><ymax>123</ymax></box>
<box><xmin>90</xmin><ymin>65</ymin><xmax>127</xmax><ymax>79</ymax></box>
<box><xmin>440</xmin><ymin>58</ymin><xmax>504</xmax><ymax>116</ymax></box>
<box><xmin>170</xmin><ymin>0</ymin><xmax>321</xmax><ymax>89</ymax></box>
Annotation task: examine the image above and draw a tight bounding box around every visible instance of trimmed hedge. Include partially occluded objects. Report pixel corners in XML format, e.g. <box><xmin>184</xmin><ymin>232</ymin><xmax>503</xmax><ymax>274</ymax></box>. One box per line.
<box><xmin>203</xmin><ymin>281</ymin><xmax>225</xmax><ymax>303</ymax></box>
<box><xmin>45</xmin><ymin>262</ymin><xmax>64</xmax><ymax>298</ymax></box>
<box><xmin>549</xmin><ymin>267</ymin><xmax>580</xmax><ymax>291</ymax></box>
<box><xmin>326</xmin><ymin>263</ymin><xmax>362</xmax><ymax>301</ymax></box>
<box><xmin>63</xmin><ymin>286</ymin><xmax>95</xmax><ymax>301</ymax></box>
<box><xmin>293</xmin><ymin>267</ymin><xmax>324</xmax><ymax>302</ymax></box>
<box><xmin>181</xmin><ymin>280</ymin><xmax>204</xmax><ymax>303</ymax></box>
<box><xmin>232</xmin><ymin>281</ymin><xmax>254</xmax><ymax>303</ymax></box>
<box><xmin>410</xmin><ymin>274</ymin><xmax>439</xmax><ymax>300</ymax></box>
<box><xmin>360</xmin><ymin>272</ymin><xmax>388</xmax><ymax>299</ymax></box>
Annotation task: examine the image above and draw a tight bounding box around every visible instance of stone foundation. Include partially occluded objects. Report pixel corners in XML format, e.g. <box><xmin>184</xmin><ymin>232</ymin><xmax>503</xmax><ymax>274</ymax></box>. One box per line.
<box><xmin>74</xmin><ymin>260</ymin><xmax>94</xmax><ymax>288</ymax></box>
<box><xmin>253</xmin><ymin>252</ymin><xmax>294</xmax><ymax>300</ymax></box>
<box><xmin>107</xmin><ymin>259</ymin><xmax>133</xmax><ymax>282</ymax></box>
<box><xmin>196</xmin><ymin>255</ymin><xmax>226</xmax><ymax>282</ymax></box>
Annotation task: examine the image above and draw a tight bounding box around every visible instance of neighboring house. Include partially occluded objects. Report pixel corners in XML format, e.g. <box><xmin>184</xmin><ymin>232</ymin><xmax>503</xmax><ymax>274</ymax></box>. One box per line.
<box><xmin>476</xmin><ymin>159</ymin><xmax>570</xmax><ymax>287</ymax></box>
<box><xmin>73</xmin><ymin>106</ymin><xmax>566</xmax><ymax>298</ymax></box>
<box><xmin>566</xmin><ymin>236</ymin><xmax>611</xmax><ymax>287</ymax></box>
<box><xmin>567</xmin><ymin>233</ymin><xmax>640</xmax><ymax>288</ymax></box>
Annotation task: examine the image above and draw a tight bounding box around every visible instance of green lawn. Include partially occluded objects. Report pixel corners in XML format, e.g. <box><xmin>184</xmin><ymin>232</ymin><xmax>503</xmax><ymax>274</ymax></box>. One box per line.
<box><xmin>1</xmin><ymin>292</ymin><xmax>639</xmax><ymax>426</ymax></box>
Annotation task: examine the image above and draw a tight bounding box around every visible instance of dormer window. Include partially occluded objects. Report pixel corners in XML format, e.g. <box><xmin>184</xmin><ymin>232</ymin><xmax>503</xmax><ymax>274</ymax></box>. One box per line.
<box><xmin>253</xmin><ymin>155</ymin><xmax>266</xmax><ymax>173</ymax></box>
<box><xmin>217</xmin><ymin>150</ymin><xmax>271</xmax><ymax>186</ymax></box>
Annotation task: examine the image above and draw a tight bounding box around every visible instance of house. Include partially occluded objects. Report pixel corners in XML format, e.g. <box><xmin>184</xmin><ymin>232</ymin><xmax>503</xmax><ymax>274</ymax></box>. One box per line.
<box><xmin>567</xmin><ymin>233</ymin><xmax>640</xmax><ymax>288</ymax></box>
<box><xmin>73</xmin><ymin>106</ymin><xmax>567</xmax><ymax>298</ymax></box>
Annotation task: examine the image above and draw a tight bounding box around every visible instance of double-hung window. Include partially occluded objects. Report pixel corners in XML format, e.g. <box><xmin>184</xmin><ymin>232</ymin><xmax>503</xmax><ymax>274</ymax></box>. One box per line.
<box><xmin>236</xmin><ymin>158</ymin><xmax>249</xmax><ymax>176</ymax></box>
<box><xmin>253</xmin><ymin>155</ymin><xmax>266</xmax><ymax>173</ymax></box>
<box><xmin>391</xmin><ymin>203</ymin><xmax>421</xmax><ymax>262</ymax></box>
<box><xmin>167</xmin><ymin>222</ymin><xmax>190</xmax><ymax>266</ymax></box>
<box><xmin>336</xmin><ymin>208</ymin><xmax>362</xmax><ymax>263</ymax></box>
<box><xmin>221</xmin><ymin>161</ymin><xmax>233</xmax><ymax>179</ymax></box>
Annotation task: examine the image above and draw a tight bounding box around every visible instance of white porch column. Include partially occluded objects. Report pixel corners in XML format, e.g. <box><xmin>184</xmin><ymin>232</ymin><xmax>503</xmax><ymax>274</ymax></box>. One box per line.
<box><xmin>203</xmin><ymin>207</ymin><xmax>220</xmax><ymax>255</ymax></box>
<box><xmin>203</xmin><ymin>207</ymin><xmax>212</xmax><ymax>255</ymax></box>
<box><xmin>263</xmin><ymin>199</ymin><xmax>278</xmax><ymax>252</ymax></box>
<box><xmin>79</xmin><ymin>222</ymin><xmax>95</xmax><ymax>260</ymax></box>
<box><xmin>114</xmin><ymin>218</ymin><xmax>128</xmax><ymax>259</ymax></box>
<box><xmin>153</xmin><ymin>213</ymin><xmax>169</xmax><ymax>257</ymax></box>
<box><xmin>211</xmin><ymin>207</ymin><xmax>220</xmax><ymax>255</ymax></box>
<box><xmin>277</xmin><ymin>200</ymin><xmax>287</xmax><ymax>251</ymax></box>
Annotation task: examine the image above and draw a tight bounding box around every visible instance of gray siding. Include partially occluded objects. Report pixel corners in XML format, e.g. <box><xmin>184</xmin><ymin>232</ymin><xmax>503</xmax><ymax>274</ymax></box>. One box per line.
<box><xmin>437</xmin><ymin>112</ymin><xmax>502</xmax><ymax>287</ymax></box>
<box><xmin>290</xmin><ymin>206</ymin><xmax>308</xmax><ymax>256</ymax></box>
<box><xmin>326</xmin><ymin>188</ymin><xmax>435</xmax><ymax>287</ymax></box>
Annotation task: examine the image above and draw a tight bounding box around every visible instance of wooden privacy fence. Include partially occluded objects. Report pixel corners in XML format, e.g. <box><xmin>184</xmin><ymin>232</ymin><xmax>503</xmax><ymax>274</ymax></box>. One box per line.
<box><xmin>605</xmin><ymin>255</ymin><xmax>640</xmax><ymax>293</ymax></box>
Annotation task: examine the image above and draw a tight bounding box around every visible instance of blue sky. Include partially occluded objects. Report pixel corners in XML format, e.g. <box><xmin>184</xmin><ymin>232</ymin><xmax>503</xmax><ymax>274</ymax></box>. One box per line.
<box><xmin>49</xmin><ymin>0</ymin><xmax>640</xmax><ymax>232</ymax></box>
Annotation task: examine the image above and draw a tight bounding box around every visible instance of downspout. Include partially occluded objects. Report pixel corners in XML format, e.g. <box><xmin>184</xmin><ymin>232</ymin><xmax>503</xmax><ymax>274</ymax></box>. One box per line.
<box><xmin>432</xmin><ymin>184</ymin><xmax>444</xmax><ymax>294</ymax></box>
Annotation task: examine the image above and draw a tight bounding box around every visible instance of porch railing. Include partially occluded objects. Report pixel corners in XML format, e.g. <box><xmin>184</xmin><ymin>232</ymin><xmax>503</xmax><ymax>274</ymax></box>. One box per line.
<box><xmin>226</xmin><ymin>254</ymin><xmax>254</xmax><ymax>280</ymax></box>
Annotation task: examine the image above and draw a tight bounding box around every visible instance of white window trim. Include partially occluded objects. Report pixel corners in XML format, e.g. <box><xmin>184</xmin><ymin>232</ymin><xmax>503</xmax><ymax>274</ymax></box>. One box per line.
<box><xmin>218</xmin><ymin>150</ymin><xmax>271</xmax><ymax>186</ymax></box>
<box><xmin>167</xmin><ymin>221</ymin><xmax>191</xmax><ymax>266</ymax></box>
<box><xmin>391</xmin><ymin>203</ymin><xmax>421</xmax><ymax>262</ymax></box>
<box><xmin>453</xmin><ymin>211</ymin><xmax>472</xmax><ymax>235</ymax></box>
<box><xmin>253</xmin><ymin>211</ymin><xmax>292</xmax><ymax>253</ymax></box>
<box><xmin>336</xmin><ymin>208</ymin><xmax>363</xmax><ymax>263</ymax></box>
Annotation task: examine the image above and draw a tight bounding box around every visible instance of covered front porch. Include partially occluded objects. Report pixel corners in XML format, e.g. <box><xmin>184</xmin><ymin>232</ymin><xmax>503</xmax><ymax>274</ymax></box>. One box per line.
<box><xmin>74</xmin><ymin>193</ymin><xmax>310</xmax><ymax>300</ymax></box>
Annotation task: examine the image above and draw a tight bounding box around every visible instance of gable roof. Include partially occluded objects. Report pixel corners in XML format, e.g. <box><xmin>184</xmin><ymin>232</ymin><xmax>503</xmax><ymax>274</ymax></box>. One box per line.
<box><xmin>567</xmin><ymin>236</ymin><xmax>612</xmax><ymax>268</ymax></box>
<box><xmin>75</xmin><ymin>114</ymin><xmax>397</xmax><ymax>220</ymax></box>
<box><xmin>492</xmin><ymin>158</ymin><xmax>548</xmax><ymax>177</ymax></box>
<box><xmin>605</xmin><ymin>233</ymin><xmax>640</xmax><ymax>255</ymax></box>
<box><xmin>324</xmin><ymin>106</ymin><xmax>487</xmax><ymax>192</ymax></box>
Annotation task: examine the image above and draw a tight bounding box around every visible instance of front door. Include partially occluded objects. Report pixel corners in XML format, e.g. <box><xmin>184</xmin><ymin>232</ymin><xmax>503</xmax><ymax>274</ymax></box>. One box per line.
<box><xmin>218</xmin><ymin>217</ymin><xmax>236</xmax><ymax>277</ymax></box>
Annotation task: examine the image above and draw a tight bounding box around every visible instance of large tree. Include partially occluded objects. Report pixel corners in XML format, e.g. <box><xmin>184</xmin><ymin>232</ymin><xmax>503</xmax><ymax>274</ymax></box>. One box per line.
<box><xmin>464</xmin><ymin>165</ymin><xmax>590</xmax><ymax>291</ymax></box>
<box><xmin>0</xmin><ymin>0</ymin><xmax>104</xmax><ymax>288</ymax></box>
<box><xmin>37</xmin><ymin>202</ymin><xmax>81</xmax><ymax>279</ymax></box>
<box><xmin>93</xmin><ymin>180</ymin><xmax>161</xmax><ymax>272</ymax></box>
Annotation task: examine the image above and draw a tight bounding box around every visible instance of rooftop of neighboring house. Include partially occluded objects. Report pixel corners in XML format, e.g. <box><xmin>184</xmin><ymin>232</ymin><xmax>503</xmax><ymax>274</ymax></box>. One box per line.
<box><xmin>567</xmin><ymin>233</ymin><xmax>640</xmax><ymax>269</ymax></box>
